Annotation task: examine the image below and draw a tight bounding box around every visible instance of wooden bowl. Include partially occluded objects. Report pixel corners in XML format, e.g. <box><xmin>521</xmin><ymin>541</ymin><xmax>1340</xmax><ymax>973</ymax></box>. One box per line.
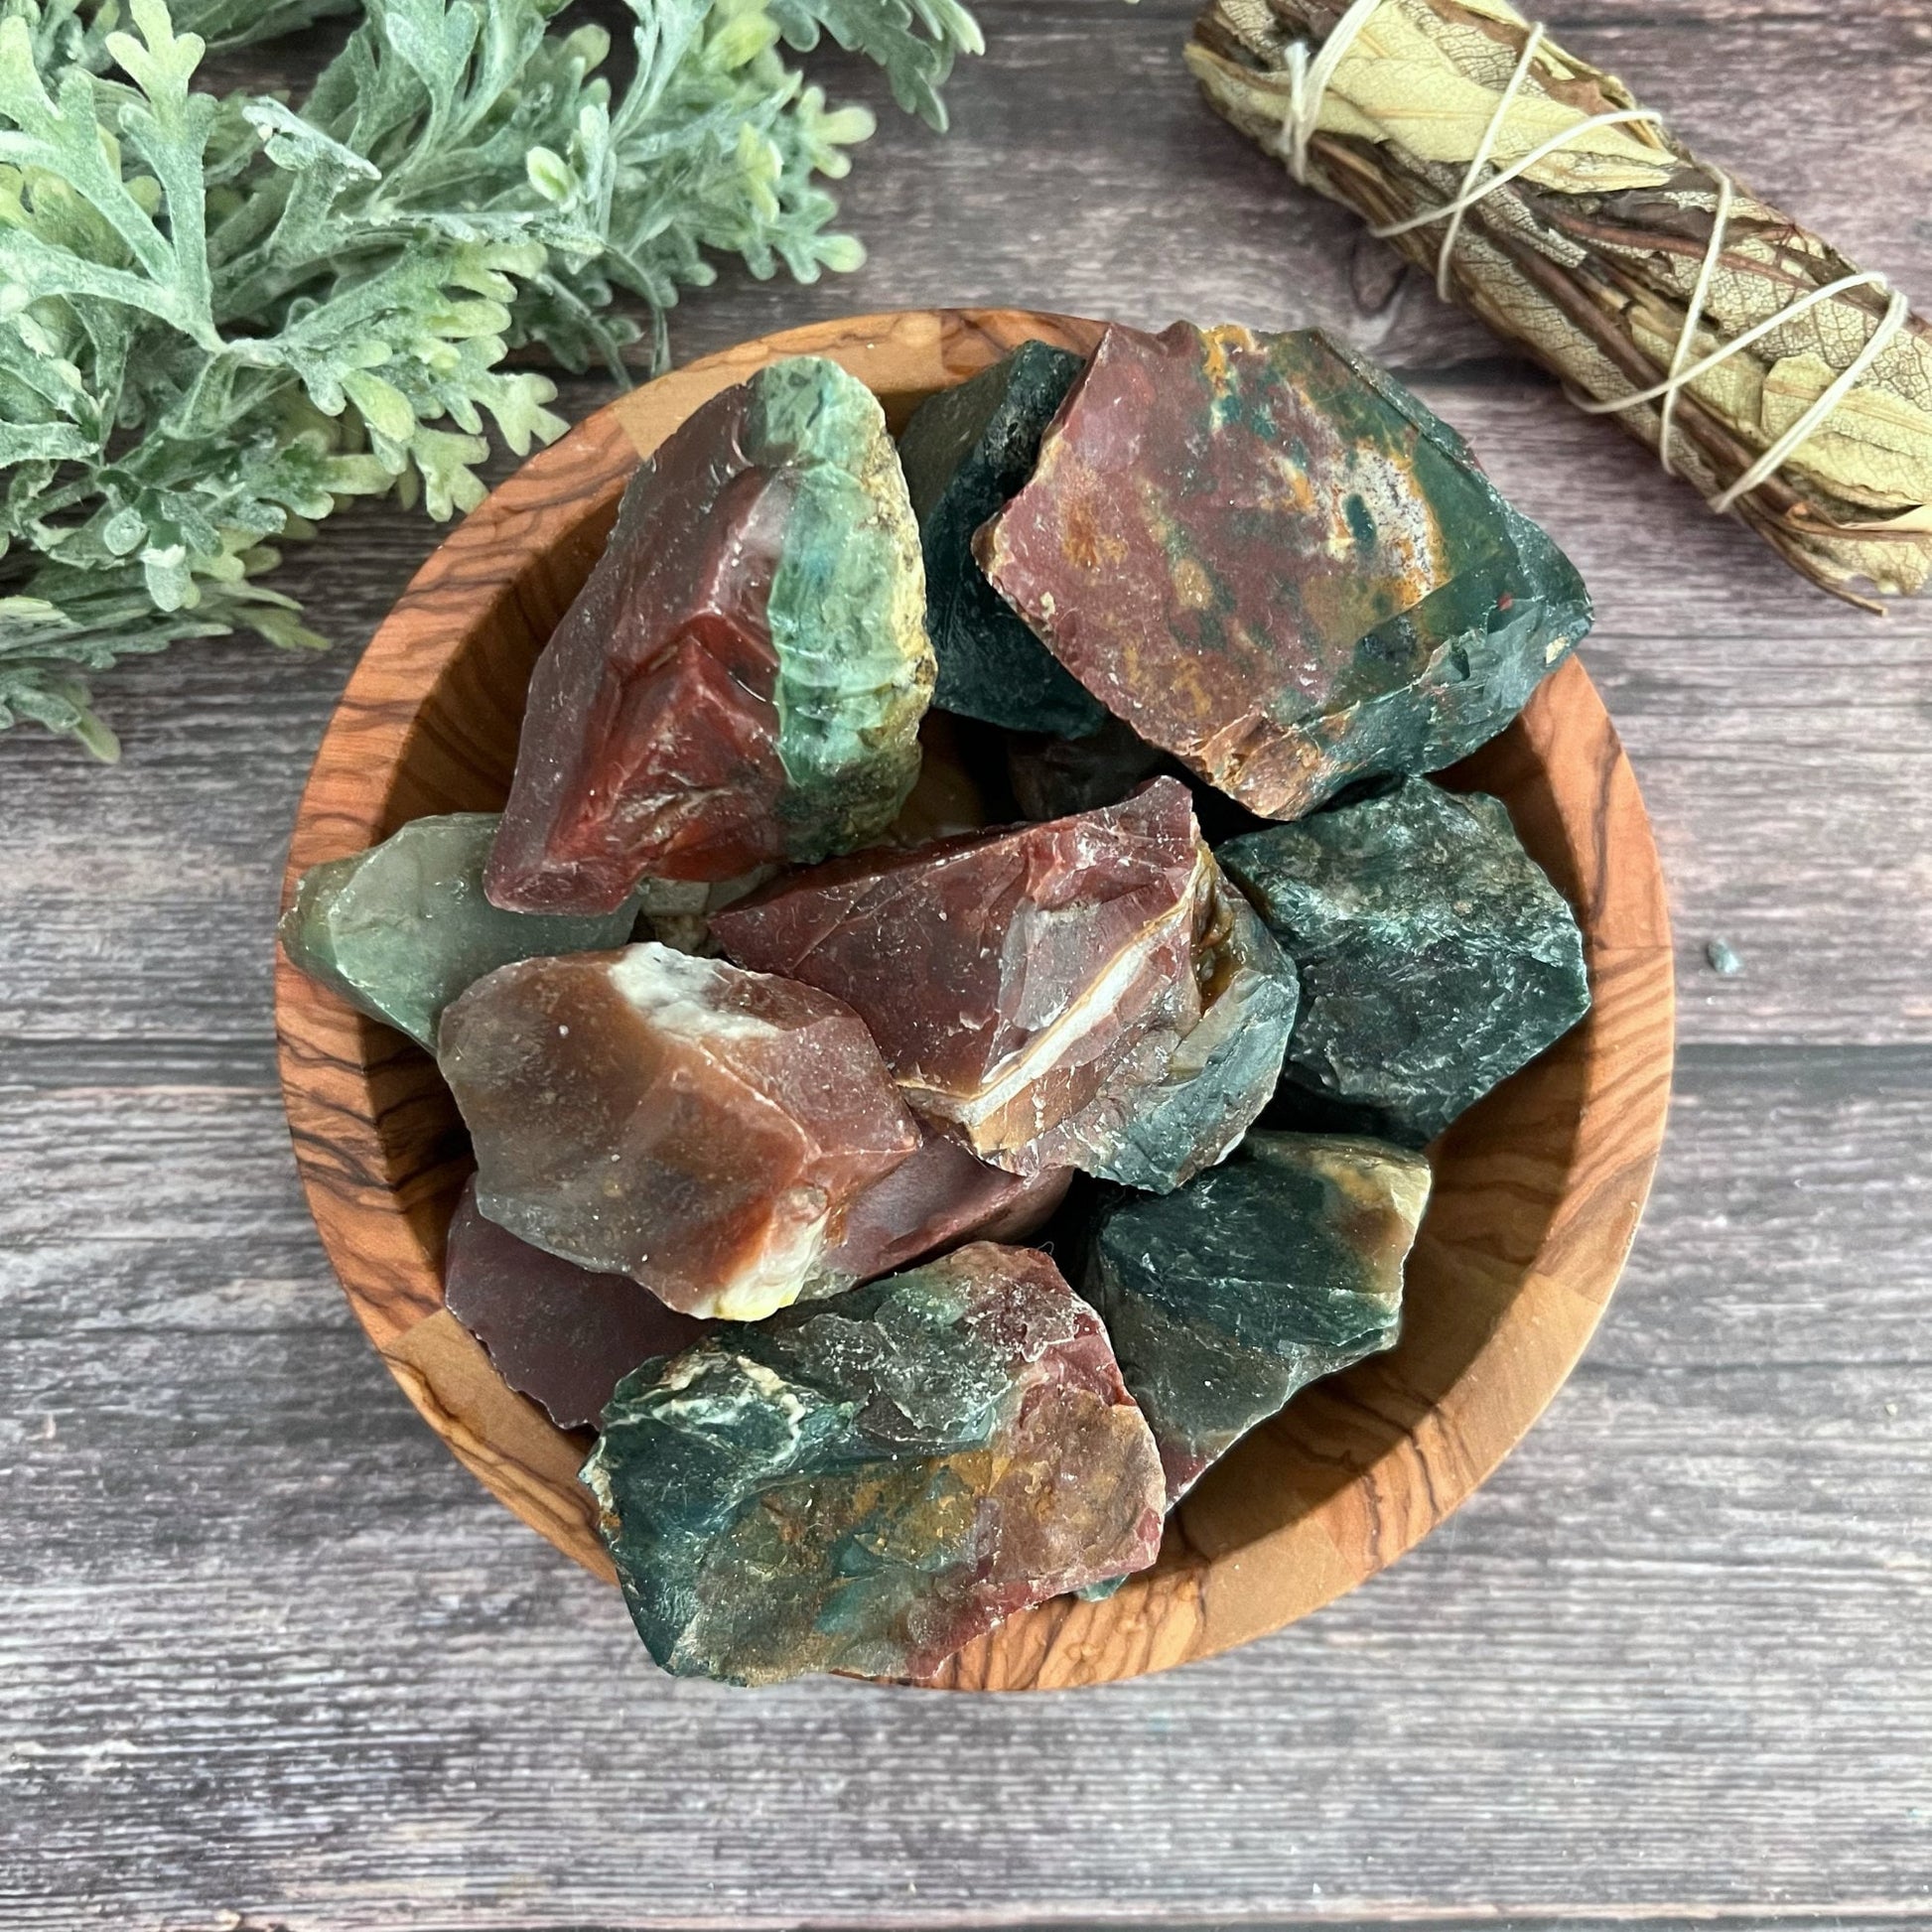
<box><xmin>276</xmin><ymin>308</ymin><xmax>1675</xmax><ymax>1691</ymax></box>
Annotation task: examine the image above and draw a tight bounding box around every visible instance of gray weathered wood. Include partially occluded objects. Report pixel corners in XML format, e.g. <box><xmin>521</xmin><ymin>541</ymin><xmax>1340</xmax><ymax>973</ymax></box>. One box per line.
<box><xmin>3</xmin><ymin>0</ymin><xmax>1931</xmax><ymax>1924</ymax></box>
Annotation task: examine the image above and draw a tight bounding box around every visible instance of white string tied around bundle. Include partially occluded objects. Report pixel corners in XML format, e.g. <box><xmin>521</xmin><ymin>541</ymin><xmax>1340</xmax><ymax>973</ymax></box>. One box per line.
<box><xmin>1276</xmin><ymin>0</ymin><xmax>1912</xmax><ymax>514</ymax></box>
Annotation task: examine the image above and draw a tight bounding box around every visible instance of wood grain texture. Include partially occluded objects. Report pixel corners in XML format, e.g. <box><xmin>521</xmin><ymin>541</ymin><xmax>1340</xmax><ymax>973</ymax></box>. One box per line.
<box><xmin>2</xmin><ymin>1049</ymin><xmax>1925</xmax><ymax>1921</ymax></box>
<box><xmin>3</xmin><ymin>1254</ymin><xmax>1927</xmax><ymax>1926</ymax></box>
<box><xmin>274</xmin><ymin>307</ymin><xmax>1674</xmax><ymax>1690</ymax></box>
<box><xmin>3</xmin><ymin>0</ymin><xmax>1929</xmax><ymax>1917</ymax></box>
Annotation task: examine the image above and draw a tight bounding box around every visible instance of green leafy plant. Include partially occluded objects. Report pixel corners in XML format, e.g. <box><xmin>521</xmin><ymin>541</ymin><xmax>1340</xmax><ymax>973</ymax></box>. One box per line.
<box><xmin>0</xmin><ymin>0</ymin><xmax>982</xmax><ymax>756</ymax></box>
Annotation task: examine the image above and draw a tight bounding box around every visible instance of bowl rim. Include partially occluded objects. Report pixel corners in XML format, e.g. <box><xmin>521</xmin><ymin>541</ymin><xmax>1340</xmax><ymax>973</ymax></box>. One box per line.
<box><xmin>275</xmin><ymin>306</ymin><xmax>1677</xmax><ymax>1691</ymax></box>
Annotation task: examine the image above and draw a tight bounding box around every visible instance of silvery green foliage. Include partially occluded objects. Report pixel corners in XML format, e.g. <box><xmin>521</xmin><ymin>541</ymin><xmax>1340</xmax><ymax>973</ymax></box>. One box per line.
<box><xmin>0</xmin><ymin>0</ymin><xmax>979</xmax><ymax>755</ymax></box>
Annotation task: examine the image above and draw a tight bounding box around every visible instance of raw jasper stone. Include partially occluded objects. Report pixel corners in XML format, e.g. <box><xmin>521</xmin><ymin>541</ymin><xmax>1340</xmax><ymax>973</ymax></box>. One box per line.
<box><xmin>1084</xmin><ymin>1132</ymin><xmax>1432</xmax><ymax>1504</ymax></box>
<box><xmin>897</xmin><ymin>342</ymin><xmax>1108</xmax><ymax>738</ymax></box>
<box><xmin>487</xmin><ymin>355</ymin><xmax>933</xmax><ymax>910</ymax></box>
<box><xmin>583</xmin><ymin>1242</ymin><xmax>1166</xmax><ymax>1684</ymax></box>
<box><xmin>1219</xmin><ymin>777</ymin><xmax>1591</xmax><ymax>1145</ymax></box>
<box><xmin>1074</xmin><ymin>867</ymin><xmax>1299</xmax><ymax>1193</ymax></box>
<box><xmin>443</xmin><ymin>1177</ymin><xmax>711</xmax><ymax>1430</ymax></box>
<box><xmin>278</xmin><ymin>814</ymin><xmax>637</xmax><ymax>1048</ymax></box>
<box><xmin>438</xmin><ymin>943</ymin><xmax>920</xmax><ymax>1321</ymax></box>
<box><xmin>980</xmin><ymin>321</ymin><xmax>1591</xmax><ymax>820</ymax></box>
<box><xmin>814</xmin><ymin>1131</ymin><xmax>1073</xmax><ymax>1291</ymax></box>
<box><xmin>712</xmin><ymin>778</ymin><xmax>1213</xmax><ymax>1177</ymax></box>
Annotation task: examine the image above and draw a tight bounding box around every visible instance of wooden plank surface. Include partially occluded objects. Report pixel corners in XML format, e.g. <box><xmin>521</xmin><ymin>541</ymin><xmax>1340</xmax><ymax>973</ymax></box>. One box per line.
<box><xmin>2</xmin><ymin>0</ymin><xmax>1929</xmax><ymax>1924</ymax></box>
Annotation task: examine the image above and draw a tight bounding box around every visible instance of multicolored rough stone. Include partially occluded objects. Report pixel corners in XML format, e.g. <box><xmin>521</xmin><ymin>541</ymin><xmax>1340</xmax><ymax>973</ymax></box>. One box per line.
<box><xmin>278</xmin><ymin>814</ymin><xmax>638</xmax><ymax>1049</ymax></box>
<box><xmin>443</xmin><ymin>1177</ymin><xmax>711</xmax><ymax>1430</ymax></box>
<box><xmin>897</xmin><ymin>341</ymin><xmax>1108</xmax><ymax>738</ymax></box>
<box><xmin>1219</xmin><ymin>777</ymin><xmax>1590</xmax><ymax>1145</ymax></box>
<box><xmin>438</xmin><ymin>943</ymin><xmax>919</xmax><ymax>1321</ymax></box>
<box><xmin>486</xmin><ymin>355</ymin><xmax>933</xmax><ymax>911</ymax></box>
<box><xmin>1073</xmin><ymin>866</ymin><xmax>1298</xmax><ymax>1193</ymax></box>
<box><xmin>1082</xmin><ymin>1132</ymin><xmax>1432</xmax><ymax>1504</ymax></box>
<box><xmin>711</xmin><ymin>778</ymin><xmax>1212</xmax><ymax>1176</ymax></box>
<box><xmin>583</xmin><ymin>1242</ymin><xmax>1166</xmax><ymax>1684</ymax></box>
<box><xmin>980</xmin><ymin>321</ymin><xmax>1590</xmax><ymax>819</ymax></box>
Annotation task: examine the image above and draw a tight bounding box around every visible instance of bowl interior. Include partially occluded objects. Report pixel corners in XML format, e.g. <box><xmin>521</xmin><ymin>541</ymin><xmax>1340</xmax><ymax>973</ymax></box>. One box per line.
<box><xmin>277</xmin><ymin>309</ymin><xmax>1675</xmax><ymax>1690</ymax></box>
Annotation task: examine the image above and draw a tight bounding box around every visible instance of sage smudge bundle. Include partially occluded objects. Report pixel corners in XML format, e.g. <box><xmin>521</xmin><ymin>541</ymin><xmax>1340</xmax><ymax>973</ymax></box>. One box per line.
<box><xmin>1187</xmin><ymin>0</ymin><xmax>1932</xmax><ymax>608</ymax></box>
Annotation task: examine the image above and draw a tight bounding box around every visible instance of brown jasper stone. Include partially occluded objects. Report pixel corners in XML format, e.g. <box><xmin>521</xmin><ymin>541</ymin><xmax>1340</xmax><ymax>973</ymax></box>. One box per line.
<box><xmin>710</xmin><ymin>778</ymin><xmax>1212</xmax><ymax>1176</ymax></box>
<box><xmin>437</xmin><ymin>943</ymin><xmax>920</xmax><ymax>1321</ymax></box>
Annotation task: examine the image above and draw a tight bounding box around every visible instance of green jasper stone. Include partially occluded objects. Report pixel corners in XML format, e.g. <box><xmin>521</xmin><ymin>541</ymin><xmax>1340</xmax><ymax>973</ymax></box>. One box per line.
<box><xmin>1219</xmin><ymin>776</ymin><xmax>1591</xmax><ymax>1146</ymax></box>
<box><xmin>583</xmin><ymin>1243</ymin><xmax>1166</xmax><ymax>1685</ymax></box>
<box><xmin>1083</xmin><ymin>1131</ymin><xmax>1432</xmax><ymax>1504</ymax></box>
<box><xmin>278</xmin><ymin>813</ymin><xmax>638</xmax><ymax>1048</ymax></box>
<box><xmin>756</xmin><ymin>357</ymin><xmax>935</xmax><ymax>853</ymax></box>
<box><xmin>897</xmin><ymin>342</ymin><xmax>1109</xmax><ymax>738</ymax></box>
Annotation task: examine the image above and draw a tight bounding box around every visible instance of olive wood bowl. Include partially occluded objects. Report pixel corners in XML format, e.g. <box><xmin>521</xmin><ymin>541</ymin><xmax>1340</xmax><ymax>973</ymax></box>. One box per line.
<box><xmin>275</xmin><ymin>308</ymin><xmax>1676</xmax><ymax>1691</ymax></box>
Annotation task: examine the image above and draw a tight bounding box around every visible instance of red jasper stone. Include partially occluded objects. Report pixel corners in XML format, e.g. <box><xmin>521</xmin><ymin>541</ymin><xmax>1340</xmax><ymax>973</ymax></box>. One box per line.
<box><xmin>711</xmin><ymin>778</ymin><xmax>1212</xmax><ymax>1176</ymax></box>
